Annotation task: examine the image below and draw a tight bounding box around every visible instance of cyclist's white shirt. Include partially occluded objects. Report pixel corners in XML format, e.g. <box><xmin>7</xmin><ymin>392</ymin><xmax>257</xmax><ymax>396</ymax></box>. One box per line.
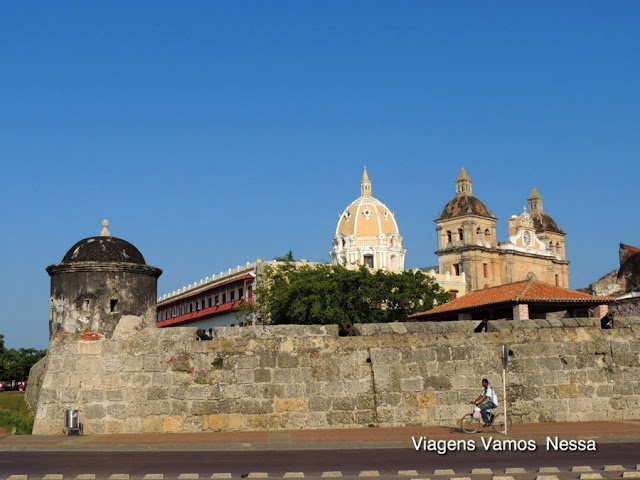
<box><xmin>484</xmin><ymin>385</ymin><xmax>499</xmax><ymax>406</ymax></box>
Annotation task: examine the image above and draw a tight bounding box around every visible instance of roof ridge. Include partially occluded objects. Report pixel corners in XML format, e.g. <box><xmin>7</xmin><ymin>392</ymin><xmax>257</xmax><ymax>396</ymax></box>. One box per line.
<box><xmin>515</xmin><ymin>279</ymin><xmax>536</xmax><ymax>300</ymax></box>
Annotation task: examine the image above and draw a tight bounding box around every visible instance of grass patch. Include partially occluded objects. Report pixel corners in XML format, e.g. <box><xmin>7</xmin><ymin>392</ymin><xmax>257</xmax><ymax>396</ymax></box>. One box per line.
<box><xmin>0</xmin><ymin>392</ymin><xmax>34</xmax><ymax>434</ymax></box>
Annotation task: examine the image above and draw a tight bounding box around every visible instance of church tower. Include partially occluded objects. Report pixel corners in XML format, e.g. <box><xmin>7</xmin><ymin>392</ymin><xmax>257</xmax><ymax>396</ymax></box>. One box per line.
<box><xmin>435</xmin><ymin>168</ymin><xmax>498</xmax><ymax>292</ymax></box>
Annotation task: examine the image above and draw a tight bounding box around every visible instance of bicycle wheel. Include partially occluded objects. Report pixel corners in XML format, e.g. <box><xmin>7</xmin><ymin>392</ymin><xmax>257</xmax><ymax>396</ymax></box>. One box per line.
<box><xmin>461</xmin><ymin>414</ymin><xmax>480</xmax><ymax>433</ymax></box>
<box><xmin>491</xmin><ymin>414</ymin><xmax>512</xmax><ymax>434</ymax></box>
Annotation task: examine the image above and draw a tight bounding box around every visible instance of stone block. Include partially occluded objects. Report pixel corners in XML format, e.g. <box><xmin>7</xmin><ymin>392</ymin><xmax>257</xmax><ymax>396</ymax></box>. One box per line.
<box><xmin>107</xmin><ymin>404</ymin><xmax>127</xmax><ymax>419</ymax></box>
<box><xmin>275</xmin><ymin>397</ymin><xmax>309</xmax><ymax>412</ymax></box>
<box><xmin>78</xmin><ymin>340</ymin><xmax>103</xmax><ymax>355</ymax></box>
<box><xmin>557</xmin><ymin>384</ymin><xmax>579</xmax><ymax>398</ymax></box>
<box><xmin>417</xmin><ymin>392</ymin><xmax>438</xmax><ymax>407</ymax></box>
<box><xmin>400</xmin><ymin>378</ymin><xmax>423</xmax><ymax>392</ymax></box>
<box><xmin>423</xmin><ymin>376</ymin><xmax>452</xmax><ymax>390</ymax></box>
<box><xmin>277</xmin><ymin>354</ymin><xmax>300</xmax><ymax>368</ymax></box>
<box><xmin>147</xmin><ymin>387</ymin><xmax>169</xmax><ymax>400</ymax></box>
<box><xmin>85</xmin><ymin>404</ymin><xmax>106</xmax><ymax>420</ymax></box>
<box><xmin>326</xmin><ymin>410</ymin><xmax>354</xmax><ymax>425</ymax></box>
<box><xmin>236</xmin><ymin>369</ymin><xmax>255</xmax><ymax>384</ymax></box>
<box><xmin>106</xmin><ymin>389</ymin><xmax>124</xmax><ymax>402</ymax></box>
<box><xmin>143</xmin><ymin>356</ymin><xmax>166</xmax><ymax>372</ymax></box>
<box><xmin>143</xmin><ymin>416</ymin><xmax>163</xmax><ymax>432</ymax></box>
<box><xmin>163</xmin><ymin>415</ymin><xmax>184</xmax><ymax>432</ymax></box>
<box><xmin>171</xmin><ymin>399</ymin><xmax>188</xmax><ymax>415</ymax></box>
<box><xmin>146</xmin><ymin>400</ymin><xmax>171</xmax><ymax>415</ymax></box>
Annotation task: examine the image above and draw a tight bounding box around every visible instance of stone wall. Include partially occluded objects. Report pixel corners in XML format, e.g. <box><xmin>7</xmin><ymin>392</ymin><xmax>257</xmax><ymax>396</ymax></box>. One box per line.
<box><xmin>30</xmin><ymin>318</ymin><xmax>640</xmax><ymax>434</ymax></box>
<box><xmin>611</xmin><ymin>297</ymin><xmax>640</xmax><ymax>318</ymax></box>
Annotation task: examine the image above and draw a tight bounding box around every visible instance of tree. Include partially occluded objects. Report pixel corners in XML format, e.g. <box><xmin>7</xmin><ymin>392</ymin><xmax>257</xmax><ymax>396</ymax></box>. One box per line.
<box><xmin>0</xmin><ymin>335</ymin><xmax>47</xmax><ymax>382</ymax></box>
<box><xmin>273</xmin><ymin>250</ymin><xmax>295</xmax><ymax>262</ymax></box>
<box><xmin>252</xmin><ymin>263</ymin><xmax>449</xmax><ymax>325</ymax></box>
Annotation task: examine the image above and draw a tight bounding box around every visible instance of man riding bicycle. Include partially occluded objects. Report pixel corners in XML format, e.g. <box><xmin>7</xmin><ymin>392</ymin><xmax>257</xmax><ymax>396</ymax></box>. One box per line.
<box><xmin>474</xmin><ymin>378</ymin><xmax>498</xmax><ymax>427</ymax></box>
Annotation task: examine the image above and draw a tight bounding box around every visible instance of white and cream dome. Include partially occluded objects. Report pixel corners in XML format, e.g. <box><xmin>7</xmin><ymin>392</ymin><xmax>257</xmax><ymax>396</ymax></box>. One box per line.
<box><xmin>330</xmin><ymin>168</ymin><xmax>406</xmax><ymax>272</ymax></box>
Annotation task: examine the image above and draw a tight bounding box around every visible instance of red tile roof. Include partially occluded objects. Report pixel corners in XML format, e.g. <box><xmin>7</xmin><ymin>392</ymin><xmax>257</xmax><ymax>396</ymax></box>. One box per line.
<box><xmin>411</xmin><ymin>280</ymin><xmax>615</xmax><ymax>318</ymax></box>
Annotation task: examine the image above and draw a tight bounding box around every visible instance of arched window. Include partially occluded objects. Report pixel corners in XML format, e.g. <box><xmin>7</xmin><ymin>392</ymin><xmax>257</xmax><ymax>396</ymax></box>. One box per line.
<box><xmin>458</xmin><ymin>228</ymin><xmax>464</xmax><ymax>242</ymax></box>
<box><xmin>446</xmin><ymin>230</ymin><xmax>452</xmax><ymax>243</ymax></box>
<box><xmin>484</xmin><ymin>229</ymin><xmax>490</xmax><ymax>244</ymax></box>
<box><xmin>476</xmin><ymin>227</ymin><xmax>482</xmax><ymax>243</ymax></box>
<box><xmin>549</xmin><ymin>241</ymin><xmax>554</xmax><ymax>252</ymax></box>
<box><xmin>556</xmin><ymin>242</ymin><xmax>561</xmax><ymax>253</ymax></box>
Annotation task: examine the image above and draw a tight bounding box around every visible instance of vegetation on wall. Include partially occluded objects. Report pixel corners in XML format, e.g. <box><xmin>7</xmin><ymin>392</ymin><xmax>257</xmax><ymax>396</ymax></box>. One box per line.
<box><xmin>250</xmin><ymin>262</ymin><xmax>449</xmax><ymax>325</ymax></box>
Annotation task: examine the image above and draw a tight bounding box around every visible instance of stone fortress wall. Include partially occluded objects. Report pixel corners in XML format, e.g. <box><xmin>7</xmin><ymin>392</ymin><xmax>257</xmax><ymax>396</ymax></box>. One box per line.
<box><xmin>30</xmin><ymin>316</ymin><xmax>640</xmax><ymax>435</ymax></box>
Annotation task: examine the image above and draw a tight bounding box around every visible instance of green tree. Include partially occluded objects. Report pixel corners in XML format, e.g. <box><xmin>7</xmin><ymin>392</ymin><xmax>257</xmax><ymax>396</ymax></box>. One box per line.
<box><xmin>252</xmin><ymin>263</ymin><xmax>449</xmax><ymax>325</ymax></box>
<box><xmin>273</xmin><ymin>250</ymin><xmax>295</xmax><ymax>262</ymax></box>
<box><xmin>0</xmin><ymin>335</ymin><xmax>47</xmax><ymax>382</ymax></box>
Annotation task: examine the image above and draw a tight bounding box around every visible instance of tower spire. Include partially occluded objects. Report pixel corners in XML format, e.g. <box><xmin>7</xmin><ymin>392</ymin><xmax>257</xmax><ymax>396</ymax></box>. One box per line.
<box><xmin>528</xmin><ymin>186</ymin><xmax>543</xmax><ymax>212</ymax></box>
<box><xmin>455</xmin><ymin>167</ymin><xmax>472</xmax><ymax>196</ymax></box>
<box><xmin>361</xmin><ymin>166</ymin><xmax>372</xmax><ymax>197</ymax></box>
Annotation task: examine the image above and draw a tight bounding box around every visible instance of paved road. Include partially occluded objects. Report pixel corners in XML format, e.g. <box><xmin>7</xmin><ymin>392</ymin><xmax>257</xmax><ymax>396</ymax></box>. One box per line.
<box><xmin>0</xmin><ymin>443</ymin><xmax>638</xmax><ymax>477</ymax></box>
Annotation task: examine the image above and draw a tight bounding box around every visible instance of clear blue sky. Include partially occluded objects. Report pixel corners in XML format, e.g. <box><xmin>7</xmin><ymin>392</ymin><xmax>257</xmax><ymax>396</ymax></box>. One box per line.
<box><xmin>1</xmin><ymin>1</ymin><xmax>638</xmax><ymax>349</ymax></box>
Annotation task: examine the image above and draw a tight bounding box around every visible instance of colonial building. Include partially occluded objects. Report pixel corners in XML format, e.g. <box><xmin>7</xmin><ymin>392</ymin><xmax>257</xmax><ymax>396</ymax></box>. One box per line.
<box><xmin>435</xmin><ymin>168</ymin><xmax>569</xmax><ymax>293</ymax></box>
<box><xmin>156</xmin><ymin>259</ymin><xmax>317</xmax><ymax>331</ymax></box>
<box><xmin>331</xmin><ymin>168</ymin><xmax>406</xmax><ymax>272</ymax></box>
<box><xmin>156</xmin><ymin>261</ymin><xmax>257</xmax><ymax>332</ymax></box>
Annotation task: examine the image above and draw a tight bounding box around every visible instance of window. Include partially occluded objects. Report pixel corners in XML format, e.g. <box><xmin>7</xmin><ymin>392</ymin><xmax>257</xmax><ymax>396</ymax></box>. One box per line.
<box><xmin>200</xmin><ymin>300</ymin><xmax>205</xmax><ymax>310</ymax></box>
<box><xmin>449</xmin><ymin>290</ymin><xmax>458</xmax><ymax>300</ymax></box>
<box><xmin>239</xmin><ymin>287</ymin><xmax>244</xmax><ymax>299</ymax></box>
<box><xmin>484</xmin><ymin>229</ymin><xmax>490</xmax><ymax>243</ymax></box>
<box><xmin>222</xmin><ymin>293</ymin><xmax>227</xmax><ymax>304</ymax></box>
<box><xmin>458</xmin><ymin>228</ymin><xmax>464</xmax><ymax>242</ymax></box>
<box><xmin>230</xmin><ymin>290</ymin><xmax>235</xmax><ymax>301</ymax></box>
<box><xmin>208</xmin><ymin>297</ymin><xmax>212</xmax><ymax>308</ymax></box>
<box><xmin>446</xmin><ymin>231</ymin><xmax>452</xmax><ymax>243</ymax></box>
<box><xmin>483</xmin><ymin>263</ymin><xmax>488</xmax><ymax>278</ymax></box>
<box><xmin>363</xmin><ymin>254</ymin><xmax>374</xmax><ymax>268</ymax></box>
<box><xmin>188</xmin><ymin>303</ymin><xmax>192</xmax><ymax>313</ymax></box>
<box><xmin>215</xmin><ymin>295</ymin><xmax>219</xmax><ymax>306</ymax></box>
<box><xmin>453</xmin><ymin>263</ymin><xmax>460</xmax><ymax>275</ymax></box>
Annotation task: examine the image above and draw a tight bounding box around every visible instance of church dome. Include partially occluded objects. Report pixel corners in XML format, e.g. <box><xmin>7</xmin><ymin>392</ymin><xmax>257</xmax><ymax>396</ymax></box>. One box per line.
<box><xmin>331</xmin><ymin>169</ymin><xmax>405</xmax><ymax>272</ymax></box>
<box><xmin>526</xmin><ymin>186</ymin><xmax>563</xmax><ymax>234</ymax></box>
<box><xmin>529</xmin><ymin>211</ymin><xmax>562</xmax><ymax>234</ymax></box>
<box><xmin>438</xmin><ymin>195</ymin><xmax>493</xmax><ymax>220</ymax></box>
<box><xmin>61</xmin><ymin>220</ymin><xmax>147</xmax><ymax>264</ymax></box>
<box><xmin>437</xmin><ymin>167</ymin><xmax>494</xmax><ymax>220</ymax></box>
<box><xmin>335</xmin><ymin>196</ymin><xmax>399</xmax><ymax>237</ymax></box>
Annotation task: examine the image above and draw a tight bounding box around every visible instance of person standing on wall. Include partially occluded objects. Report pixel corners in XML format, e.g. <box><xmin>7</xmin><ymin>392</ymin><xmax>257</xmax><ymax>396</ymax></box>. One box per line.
<box><xmin>474</xmin><ymin>378</ymin><xmax>498</xmax><ymax>426</ymax></box>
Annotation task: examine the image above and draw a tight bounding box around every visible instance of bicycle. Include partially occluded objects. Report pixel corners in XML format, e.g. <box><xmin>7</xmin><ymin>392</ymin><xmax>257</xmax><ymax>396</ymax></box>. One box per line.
<box><xmin>460</xmin><ymin>403</ymin><xmax>512</xmax><ymax>434</ymax></box>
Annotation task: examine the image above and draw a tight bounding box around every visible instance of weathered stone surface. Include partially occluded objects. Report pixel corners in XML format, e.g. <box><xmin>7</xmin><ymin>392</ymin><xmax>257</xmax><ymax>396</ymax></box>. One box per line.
<box><xmin>31</xmin><ymin>317</ymin><xmax>640</xmax><ymax>434</ymax></box>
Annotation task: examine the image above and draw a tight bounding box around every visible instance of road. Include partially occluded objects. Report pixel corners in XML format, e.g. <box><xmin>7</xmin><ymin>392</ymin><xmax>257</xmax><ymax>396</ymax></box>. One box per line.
<box><xmin>0</xmin><ymin>443</ymin><xmax>638</xmax><ymax>477</ymax></box>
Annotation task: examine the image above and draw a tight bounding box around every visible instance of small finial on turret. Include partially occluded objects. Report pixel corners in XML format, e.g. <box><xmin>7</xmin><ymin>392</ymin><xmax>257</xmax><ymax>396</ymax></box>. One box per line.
<box><xmin>100</xmin><ymin>219</ymin><xmax>111</xmax><ymax>237</ymax></box>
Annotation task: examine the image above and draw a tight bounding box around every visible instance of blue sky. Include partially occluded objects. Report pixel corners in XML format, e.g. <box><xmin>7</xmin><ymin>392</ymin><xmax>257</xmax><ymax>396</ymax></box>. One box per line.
<box><xmin>1</xmin><ymin>1</ymin><xmax>638</xmax><ymax>349</ymax></box>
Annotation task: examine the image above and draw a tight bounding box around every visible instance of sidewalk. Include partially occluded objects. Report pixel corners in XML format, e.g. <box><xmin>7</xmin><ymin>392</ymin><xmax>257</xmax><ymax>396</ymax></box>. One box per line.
<box><xmin>1</xmin><ymin>420</ymin><xmax>640</xmax><ymax>452</ymax></box>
